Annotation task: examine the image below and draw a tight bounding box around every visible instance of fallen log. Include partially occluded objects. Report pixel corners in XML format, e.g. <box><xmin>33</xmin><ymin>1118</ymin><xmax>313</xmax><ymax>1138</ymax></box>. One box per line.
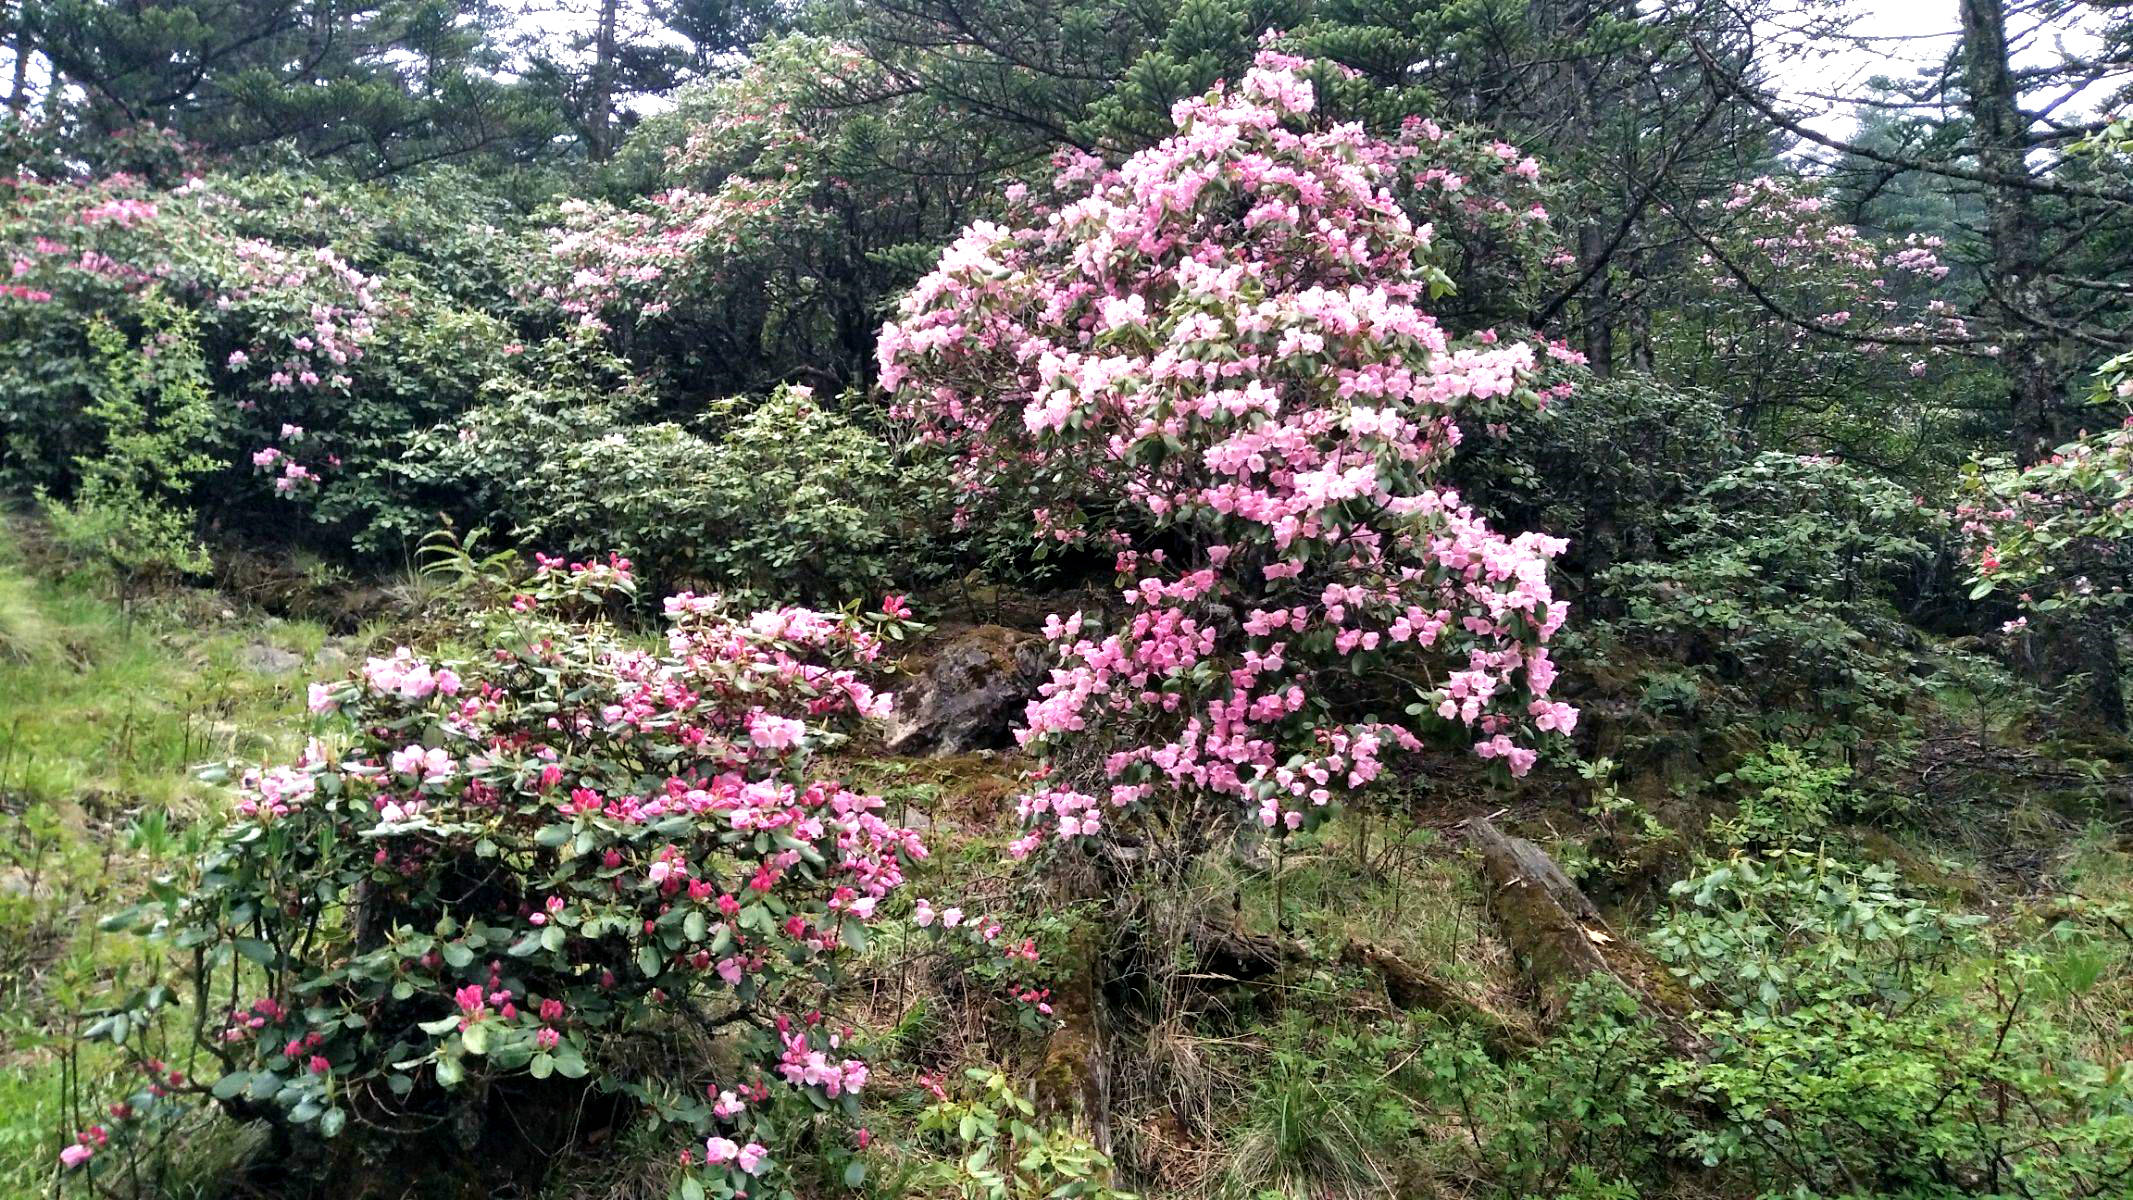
<box><xmin>1336</xmin><ymin>941</ymin><xmax>1539</xmax><ymax>1056</ymax></box>
<box><xmin>1464</xmin><ymin>814</ymin><xmax>1705</xmax><ymax>1055</ymax></box>
<box><xmin>1186</xmin><ymin>912</ymin><xmax>1537</xmax><ymax>1057</ymax></box>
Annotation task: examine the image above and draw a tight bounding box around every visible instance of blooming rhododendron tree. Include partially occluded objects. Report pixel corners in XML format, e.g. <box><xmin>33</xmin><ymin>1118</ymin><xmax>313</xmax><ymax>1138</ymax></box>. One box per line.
<box><xmin>879</xmin><ymin>51</ymin><xmax>1579</xmax><ymax>858</ymax></box>
<box><xmin>0</xmin><ymin>163</ymin><xmax>525</xmax><ymax>550</ymax></box>
<box><xmin>2</xmin><ymin>170</ymin><xmax>379</xmax><ymax>492</ymax></box>
<box><xmin>1663</xmin><ymin>174</ymin><xmax>1987</xmax><ymax>438</ymax></box>
<box><xmin>72</xmin><ymin>559</ymin><xmax>923</xmax><ymax>1192</ymax></box>
<box><xmin>523</xmin><ymin>35</ymin><xmax>979</xmax><ymax>396</ymax></box>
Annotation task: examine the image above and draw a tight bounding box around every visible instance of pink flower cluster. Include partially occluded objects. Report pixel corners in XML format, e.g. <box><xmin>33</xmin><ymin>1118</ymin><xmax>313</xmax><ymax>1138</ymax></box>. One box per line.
<box><xmin>1957</xmin><ymin>362</ymin><xmax>2133</xmax><ymax>613</ymax></box>
<box><xmin>0</xmin><ymin>170</ymin><xmax>388</xmax><ymax>501</ymax></box>
<box><xmin>879</xmin><ymin>52</ymin><xmax>1577</xmax><ymax>848</ymax></box>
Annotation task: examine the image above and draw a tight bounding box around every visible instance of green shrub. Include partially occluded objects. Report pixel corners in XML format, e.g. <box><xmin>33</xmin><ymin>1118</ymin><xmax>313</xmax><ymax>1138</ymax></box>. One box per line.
<box><xmin>1650</xmin><ymin>774</ymin><xmax>2133</xmax><ymax>1199</ymax></box>
<box><xmin>413</xmin><ymin>371</ymin><xmax>917</xmax><ymax>603</ymax></box>
<box><xmin>909</xmin><ymin>1068</ymin><xmax>1131</xmax><ymax>1200</ymax></box>
<box><xmin>1598</xmin><ymin>452</ymin><xmax>1946</xmax><ymax>752</ymax></box>
<box><xmin>1469</xmin><ymin>371</ymin><xmax>1742</xmax><ymax>593</ymax></box>
<box><xmin>1406</xmin><ymin>984</ymin><xmax>1686</xmax><ymax>1200</ymax></box>
<box><xmin>41</xmin><ymin>293</ymin><xmax>218</xmax><ymax>599</ymax></box>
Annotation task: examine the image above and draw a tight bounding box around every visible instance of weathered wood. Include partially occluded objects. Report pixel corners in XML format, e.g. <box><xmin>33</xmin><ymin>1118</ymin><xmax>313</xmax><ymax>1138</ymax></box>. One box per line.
<box><xmin>1032</xmin><ymin>881</ymin><xmax>1113</xmax><ymax>1154</ymax></box>
<box><xmin>1186</xmin><ymin>912</ymin><xmax>1537</xmax><ymax>1057</ymax></box>
<box><xmin>1466</xmin><ymin>815</ymin><xmax>1616</xmax><ymax>1020</ymax></box>
<box><xmin>1336</xmin><ymin>941</ymin><xmax>1539</xmax><ymax>1056</ymax></box>
<box><xmin>1465</xmin><ymin>815</ymin><xmax>1705</xmax><ymax>1054</ymax></box>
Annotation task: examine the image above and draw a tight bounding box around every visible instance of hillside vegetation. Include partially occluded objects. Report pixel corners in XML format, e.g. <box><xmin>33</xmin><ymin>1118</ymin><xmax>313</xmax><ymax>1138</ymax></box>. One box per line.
<box><xmin>3</xmin><ymin>3</ymin><xmax>2133</xmax><ymax>1199</ymax></box>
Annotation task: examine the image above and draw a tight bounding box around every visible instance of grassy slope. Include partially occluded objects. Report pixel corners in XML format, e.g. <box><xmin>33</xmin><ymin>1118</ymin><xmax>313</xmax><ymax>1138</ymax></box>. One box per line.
<box><xmin>0</xmin><ymin>521</ymin><xmax>326</xmax><ymax>1196</ymax></box>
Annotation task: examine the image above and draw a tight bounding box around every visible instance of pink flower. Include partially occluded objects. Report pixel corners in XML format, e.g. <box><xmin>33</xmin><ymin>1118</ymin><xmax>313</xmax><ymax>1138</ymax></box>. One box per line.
<box><xmin>60</xmin><ymin>1144</ymin><xmax>93</xmax><ymax>1169</ymax></box>
<box><xmin>736</xmin><ymin>1142</ymin><xmax>768</xmax><ymax>1175</ymax></box>
<box><xmin>745</xmin><ymin>710</ymin><xmax>806</xmax><ymax>752</ymax></box>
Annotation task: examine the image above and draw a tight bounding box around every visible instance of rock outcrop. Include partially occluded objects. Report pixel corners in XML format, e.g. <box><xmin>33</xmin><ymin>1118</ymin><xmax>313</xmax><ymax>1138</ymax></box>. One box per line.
<box><xmin>883</xmin><ymin>625</ymin><xmax>1047</xmax><ymax>756</ymax></box>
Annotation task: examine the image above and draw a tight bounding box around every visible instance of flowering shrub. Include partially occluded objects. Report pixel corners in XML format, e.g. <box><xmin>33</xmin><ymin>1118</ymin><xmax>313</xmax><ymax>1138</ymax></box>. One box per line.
<box><xmin>1661</xmin><ymin>174</ymin><xmax>1986</xmax><ymax>437</ymax></box>
<box><xmin>879</xmin><ymin>50</ymin><xmax>1579</xmax><ymax>855</ymax></box>
<box><xmin>1957</xmin><ymin>358</ymin><xmax>2133</xmax><ymax>725</ymax></box>
<box><xmin>74</xmin><ymin>560</ymin><xmax>926</xmax><ymax>1194</ymax></box>
<box><xmin>523</xmin><ymin>35</ymin><xmax>977</xmax><ymax>396</ymax></box>
<box><xmin>1961</xmin><ymin>354</ymin><xmax>2133</xmax><ymax>618</ymax></box>
<box><xmin>0</xmin><ymin>164</ymin><xmax>522</xmax><ymax>550</ymax></box>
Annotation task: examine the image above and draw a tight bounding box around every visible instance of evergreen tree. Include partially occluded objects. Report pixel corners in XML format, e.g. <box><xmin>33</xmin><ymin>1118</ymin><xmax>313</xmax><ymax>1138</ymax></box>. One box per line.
<box><xmin>24</xmin><ymin>0</ymin><xmax>563</xmax><ymax>173</ymax></box>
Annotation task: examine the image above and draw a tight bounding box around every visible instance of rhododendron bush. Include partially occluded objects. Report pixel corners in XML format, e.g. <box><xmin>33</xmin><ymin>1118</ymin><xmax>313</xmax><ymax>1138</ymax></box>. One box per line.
<box><xmin>73</xmin><ymin>559</ymin><xmax>924</xmax><ymax>1193</ymax></box>
<box><xmin>522</xmin><ymin>34</ymin><xmax>979</xmax><ymax>397</ymax></box>
<box><xmin>1962</xmin><ymin>355</ymin><xmax>2133</xmax><ymax>620</ymax></box>
<box><xmin>408</xmin><ymin>377</ymin><xmax>916</xmax><ymax>603</ymax></box>
<box><xmin>879</xmin><ymin>51</ymin><xmax>1580</xmax><ymax>854</ymax></box>
<box><xmin>0</xmin><ymin>164</ymin><xmax>522</xmax><ymax>550</ymax></box>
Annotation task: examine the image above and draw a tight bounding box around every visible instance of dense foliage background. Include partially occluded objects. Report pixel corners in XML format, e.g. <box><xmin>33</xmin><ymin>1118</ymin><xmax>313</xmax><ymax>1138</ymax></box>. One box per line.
<box><xmin>4</xmin><ymin>2</ymin><xmax>2133</xmax><ymax>1198</ymax></box>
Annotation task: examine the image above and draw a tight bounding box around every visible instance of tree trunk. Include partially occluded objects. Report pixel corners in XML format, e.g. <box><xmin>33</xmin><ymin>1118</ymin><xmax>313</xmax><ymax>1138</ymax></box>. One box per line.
<box><xmin>7</xmin><ymin>0</ymin><xmax>29</xmax><ymax>119</ymax></box>
<box><xmin>1465</xmin><ymin>816</ymin><xmax>1705</xmax><ymax>1055</ymax></box>
<box><xmin>1959</xmin><ymin>0</ymin><xmax>2124</xmax><ymax>729</ymax></box>
<box><xmin>1959</xmin><ymin>0</ymin><xmax>2056</xmax><ymax>462</ymax></box>
<box><xmin>585</xmin><ymin>0</ymin><xmax>620</xmax><ymax>161</ymax></box>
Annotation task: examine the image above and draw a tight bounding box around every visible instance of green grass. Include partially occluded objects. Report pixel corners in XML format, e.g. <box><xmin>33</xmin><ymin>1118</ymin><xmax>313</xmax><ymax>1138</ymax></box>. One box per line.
<box><xmin>0</xmin><ymin>521</ymin><xmax>324</xmax><ymax>1196</ymax></box>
